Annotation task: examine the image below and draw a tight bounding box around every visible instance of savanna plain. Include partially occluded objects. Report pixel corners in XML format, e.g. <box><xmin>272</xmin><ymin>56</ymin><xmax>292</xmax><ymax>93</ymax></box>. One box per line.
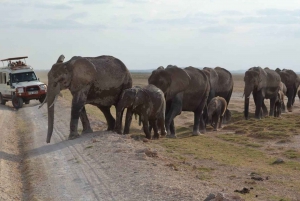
<box><xmin>1</xmin><ymin>71</ymin><xmax>300</xmax><ymax>201</ymax></box>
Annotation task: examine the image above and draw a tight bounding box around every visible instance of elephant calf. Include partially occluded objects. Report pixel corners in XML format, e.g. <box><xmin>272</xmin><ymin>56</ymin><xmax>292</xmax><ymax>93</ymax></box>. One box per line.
<box><xmin>207</xmin><ymin>96</ymin><xmax>227</xmax><ymax>131</ymax></box>
<box><xmin>115</xmin><ymin>84</ymin><xmax>167</xmax><ymax>139</ymax></box>
<box><xmin>274</xmin><ymin>90</ymin><xmax>284</xmax><ymax>117</ymax></box>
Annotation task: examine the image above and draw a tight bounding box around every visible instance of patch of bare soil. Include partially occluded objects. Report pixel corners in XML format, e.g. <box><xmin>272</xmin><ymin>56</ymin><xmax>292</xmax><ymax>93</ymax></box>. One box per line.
<box><xmin>13</xmin><ymin>98</ymin><xmax>219</xmax><ymax>200</ymax></box>
<box><xmin>0</xmin><ymin>104</ymin><xmax>23</xmax><ymax>200</ymax></box>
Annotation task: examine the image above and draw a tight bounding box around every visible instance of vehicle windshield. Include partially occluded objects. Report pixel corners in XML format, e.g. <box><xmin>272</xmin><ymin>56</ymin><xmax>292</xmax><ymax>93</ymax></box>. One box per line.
<box><xmin>12</xmin><ymin>72</ymin><xmax>37</xmax><ymax>83</ymax></box>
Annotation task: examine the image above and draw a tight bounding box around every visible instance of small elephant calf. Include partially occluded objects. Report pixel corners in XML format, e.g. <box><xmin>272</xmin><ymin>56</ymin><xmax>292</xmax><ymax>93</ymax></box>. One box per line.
<box><xmin>115</xmin><ymin>84</ymin><xmax>167</xmax><ymax>139</ymax></box>
<box><xmin>207</xmin><ymin>96</ymin><xmax>227</xmax><ymax>131</ymax></box>
<box><xmin>274</xmin><ymin>90</ymin><xmax>285</xmax><ymax>117</ymax></box>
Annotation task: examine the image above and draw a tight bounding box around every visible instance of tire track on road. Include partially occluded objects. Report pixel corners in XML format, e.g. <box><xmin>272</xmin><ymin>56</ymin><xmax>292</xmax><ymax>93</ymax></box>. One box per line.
<box><xmin>21</xmin><ymin>99</ymin><xmax>119</xmax><ymax>200</ymax></box>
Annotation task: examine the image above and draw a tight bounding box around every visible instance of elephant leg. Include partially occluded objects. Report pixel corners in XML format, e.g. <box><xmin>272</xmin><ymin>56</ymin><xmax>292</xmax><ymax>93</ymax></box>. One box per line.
<box><xmin>202</xmin><ymin>105</ymin><xmax>209</xmax><ymax>127</ymax></box>
<box><xmin>212</xmin><ymin>114</ymin><xmax>219</xmax><ymax>131</ymax></box>
<box><xmin>253</xmin><ymin>92</ymin><xmax>263</xmax><ymax>119</ymax></box>
<box><xmin>123</xmin><ymin>108</ymin><xmax>133</xmax><ymax>134</ymax></box>
<box><xmin>197</xmin><ymin>96</ymin><xmax>207</xmax><ymax>134</ymax></box>
<box><xmin>165</xmin><ymin>94</ymin><xmax>182</xmax><ymax>137</ymax></box>
<box><xmin>262</xmin><ymin>100</ymin><xmax>268</xmax><ymax>117</ymax></box>
<box><xmin>192</xmin><ymin>111</ymin><xmax>201</xmax><ymax>136</ymax></box>
<box><xmin>150</xmin><ymin>120</ymin><xmax>159</xmax><ymax>139</ymax></box>
<box><xmin>223</xmin><ymin>89</ymin><xmax>233</xmax><ymax>124</ymax></box>
<box><xmin>223</xmin><ymin>110</ymin><xmax>231</xmax><ymax>124</ymax></box>
<box><xmin>142</xmin><ymin>116</ymin><xmax>151</xmax><ymax>139</ymax></box>
<box><xmin>269</xmin><ymin>98</ymin><xmax>276</xmax><ymax>117</ymax></box>
<box><xmin>219</xmin><ymin>115</ymin><xmax>223</xmax><ymax>129</ymax></box>
<box><xmin>287</xmin><ymin>88</ymin><xmax>294</xmax><ymax>112</ymax></box>
<box><xmin>98</xmin><ymin>106</ymin><xmax>115</xmax><ymax>131</ymax></box>
<box><xmin>80</xmin><ymin>106</ymin><xmax>93</xmax><ymax>134</ymax></box>
<box><xmin>281</xmin><ymin>101</ymin><xmax>286</xmax><ymax>113</ymax></box>
<box><xmin>158</xmin><ymin>116</ymin><xmax>167</xmax><ymax>137</ymax></box>
<box><xmin>199</xmin><ymin>112</ymin><xmax>206</xmax><ymax>134</ymax></box>
<box><xmin>70</xmin><ymin>96</ymin><xmax>86</xmax><ymax>140</ymax></box>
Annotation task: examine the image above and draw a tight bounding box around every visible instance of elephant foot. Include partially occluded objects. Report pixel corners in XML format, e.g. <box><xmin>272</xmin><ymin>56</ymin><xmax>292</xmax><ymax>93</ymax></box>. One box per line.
<box><xmin>68</xmin><ymin>133</ymin><xmax>80</xmax><ymax>140</ymax></box>
<box><xmin>166</xmin><ymin>134</ymin><xmax>177</xmax><ymax>139</ymax></box>
<box><xmin>192</xmin><ymin>131</ymin><xmax>201</xmax><ymax>136</ymax></box>
<box><xmin>287</xmin><ymin>108</ymin><xmax>293</xmax><ymax>112</ymax></box>
<box><xmin>81</xmin><ymin>128</ymin><xmax>93</xmax><ymax>134</ymax></box>
<box><xmin>113</xmin><ymin>129</ymin><xmax>123</xmax><ymax>134</ymax></box>
<box><xmin>152</xmin><ymin>134</ymin><xmax>159</xmax><ymax>140</ymax></box>
<box><xmin>200</xmin><ymin>129</ymin><xmax>206</xmax><ymax>134</ymax></box>
<box><xmin>161</xmin><ymin>130</ymin><xmax>167</xmax><ymax>136</ymax></box>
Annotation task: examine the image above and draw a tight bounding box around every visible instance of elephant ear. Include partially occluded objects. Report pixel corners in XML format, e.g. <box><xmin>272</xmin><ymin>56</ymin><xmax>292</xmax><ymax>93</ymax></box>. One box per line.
<box><xmin>165</xmin><ymin>66</ymin><xmax>191</xmax><ymax>100</ymax></box>
<box><xmin>68</xmin><ymin>58</ymin><xmax>97</xmax><ymax>92</ymax></box>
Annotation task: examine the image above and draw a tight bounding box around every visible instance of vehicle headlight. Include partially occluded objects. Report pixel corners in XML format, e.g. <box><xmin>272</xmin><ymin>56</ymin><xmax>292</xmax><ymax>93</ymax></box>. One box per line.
<box><xmin>17</xmin><ymin>87</ymin><xmax>24</xmax><ymax>93</ymax></box>
<box><xmin>39</xmin><ymin>84</ymin><xmax>47</xmax><ymax>90</ymax></box>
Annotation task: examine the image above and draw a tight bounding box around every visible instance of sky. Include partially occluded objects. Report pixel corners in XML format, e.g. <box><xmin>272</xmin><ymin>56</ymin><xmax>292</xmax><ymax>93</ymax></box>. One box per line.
<box><xmin>1</xmin><ymin>0</ymin><xmax>300</xmax><ymax>71</ymax></box>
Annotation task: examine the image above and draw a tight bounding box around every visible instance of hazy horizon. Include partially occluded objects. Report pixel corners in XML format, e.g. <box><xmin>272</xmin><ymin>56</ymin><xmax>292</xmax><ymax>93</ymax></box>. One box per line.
<box><xmin>1</xmin><ymin>0</ymin><xmax>300</xmax><ymax>71</ymax></box>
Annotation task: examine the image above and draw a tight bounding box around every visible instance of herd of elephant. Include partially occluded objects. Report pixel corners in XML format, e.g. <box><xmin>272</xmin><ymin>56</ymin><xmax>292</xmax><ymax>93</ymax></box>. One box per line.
<box><xmin>41</xmin><ymin>55</ymin><xmax>300</xmax><ymax>143</ymax></box>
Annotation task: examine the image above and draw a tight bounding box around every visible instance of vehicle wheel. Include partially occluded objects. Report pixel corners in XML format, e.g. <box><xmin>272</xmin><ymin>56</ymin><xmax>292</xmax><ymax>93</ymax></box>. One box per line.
<box><xmin>39</xmin><ymin>95</ymin><xmax>46</xmax><ymax>103</ymax></box>
<box><xmin>12</xmin><ymin>96</ymin><xmax>23</xmax><ymax>109</ymax></box>
<box><xmin>24</xmin><ymin>100</ymin><xmax>30</xmax><ymax>104</ymax></box>
<box><xmin>0</xmin><ymin>93</ymin><xmax>6</xmax><ymax>105</ymax></box>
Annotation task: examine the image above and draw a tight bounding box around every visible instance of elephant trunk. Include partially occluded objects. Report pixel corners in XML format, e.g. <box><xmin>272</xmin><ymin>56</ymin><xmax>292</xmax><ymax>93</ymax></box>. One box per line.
<box><xmin>244</xmin><ymin>85</ymin><xmax>253</xmax><ymax>120</ymax></box>
<box><xmin>115</xmin><ymin>104</ymin><xmax>124</xmax><ymax>134</ymax></box>
<box><xmin>46</xmin><ymin>82</ymin><xmax>61</xmax><ymax>143</ymax></box>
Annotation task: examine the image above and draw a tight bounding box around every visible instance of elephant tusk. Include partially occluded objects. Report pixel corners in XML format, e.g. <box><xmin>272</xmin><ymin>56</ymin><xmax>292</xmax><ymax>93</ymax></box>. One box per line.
<box><xmin>49</xmin><ymin>95</ymin><xmax>58</xmax><ymax>108</ymax></box>
<box><xmin>38</xmin><ymin>94</ymin><xmax>47</xmax><ymax>109</ymax></box>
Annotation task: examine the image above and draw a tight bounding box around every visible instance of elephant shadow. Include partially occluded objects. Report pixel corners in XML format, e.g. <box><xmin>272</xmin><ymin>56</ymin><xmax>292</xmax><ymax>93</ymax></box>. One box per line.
<box><xmin>24</xmin><ymin>130</ymin><xmax>112</xmax><ymax>159</ymax></box>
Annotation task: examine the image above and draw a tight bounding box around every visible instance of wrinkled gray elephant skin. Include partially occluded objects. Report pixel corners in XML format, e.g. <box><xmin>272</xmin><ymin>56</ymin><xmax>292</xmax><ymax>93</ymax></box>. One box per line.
<box><xmin>148</xmin><ymin>65</ymin><xmax>210</xmax><ymax>137</ymax></box>
<box><xmin>244</xmin><ymin>67</ymin><xmax>281</xmax><ymax>120</ymax></box>
<box><xmin>207</xmin><ymin>96</ymin><xmax>227</xmax><ymax>131</ymax></box>
<box><xmin>115</xmin><ymin>84</ymin><xmax>167</xmax><ymax>139</ymax></box>
<box><xmin>275</xmin><ymin>68</ymin><xmax>300</xmax><ymax>112</ymax></box>
<box><xmin>203</xmin><ymin>67</ymin><xmax>233</xmax><ymax>124</ymax></box>
<box><xmin>45</xmin><ymin>55</ymin><xmax>132</xmax><ymax>143</ymax></box>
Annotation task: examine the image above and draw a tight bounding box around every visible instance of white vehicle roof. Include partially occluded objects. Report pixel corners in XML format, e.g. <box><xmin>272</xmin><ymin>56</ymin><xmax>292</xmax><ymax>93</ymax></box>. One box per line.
<box><xmin>1</xmin><ymin>56</ymin><xmax>35</xmax><ymax>74</ymax></box>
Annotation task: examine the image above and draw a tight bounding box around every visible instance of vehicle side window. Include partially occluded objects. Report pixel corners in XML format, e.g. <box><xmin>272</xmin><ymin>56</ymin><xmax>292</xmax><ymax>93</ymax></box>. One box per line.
<box><xmin>3</xmin><ymin>73</ymin><xmax>6</xmax><ymax>84</ymax></box>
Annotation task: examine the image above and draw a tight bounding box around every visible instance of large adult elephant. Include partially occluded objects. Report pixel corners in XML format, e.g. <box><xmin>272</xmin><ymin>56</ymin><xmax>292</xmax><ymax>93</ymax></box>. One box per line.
<box><xmin>202</xmin><ymin>67</ymin><xmax>233</xmax><ymax>123</ymax></box>
<box><xmin>148</xmin><ymin>65</ymin><xmax>210</xmax><ymax>137</ymax></box>
<box><xmin>41</xmin><ymin>55</ymin><xmax>132</xmax><ymax>143</ymax></box>
<box><xmin>244</xmin><ymin>67</ymin><xmax>281</xmax><ymax>119</ymax></box>
<box><xmin>275</xmin><ymin>68</ymin><xmax>300</xmax><ymax>112</ymax></box>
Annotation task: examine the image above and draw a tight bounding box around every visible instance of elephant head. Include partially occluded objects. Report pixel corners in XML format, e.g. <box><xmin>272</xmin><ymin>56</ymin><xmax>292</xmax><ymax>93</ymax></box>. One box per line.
<box><xmin>148</xmin><ymin>65</ymin><xmax>190</xmax><ymax>101</ymax></box>
<box><xmin>115</xmin><ymin>87</ymin><xmax>141</xmax><ymax>134</ymax></box>
<box><xmin>243</xmin><ymin>70</ymin><xmax>262</xmax><ymax>98</ymax></box>
<box><xmin>45</xmin><ymin>55</ymin><xmax>96</xmax><ymax>143</ymax></box>
<box><xmin>207</xmin><ymin>99</ymin><xmax>217</xmax><ymax>122</ymax></box>
<box><xmin>132</xmin><ymin>88</ymin><xmax>151</xmax><ymax>111</ymax></box>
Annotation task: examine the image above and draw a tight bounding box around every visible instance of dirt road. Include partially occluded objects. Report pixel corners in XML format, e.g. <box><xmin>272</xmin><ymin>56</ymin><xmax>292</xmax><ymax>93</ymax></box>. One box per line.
<box><xmin>0</xmin><ymin>98</ymin><xmax>215</xmax><ymax>201</ymax></box>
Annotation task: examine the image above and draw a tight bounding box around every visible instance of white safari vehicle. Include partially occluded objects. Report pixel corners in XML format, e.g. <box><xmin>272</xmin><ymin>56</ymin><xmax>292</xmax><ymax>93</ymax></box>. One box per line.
<box><xmin>0</xmin><ymin>56</ymin><xmax>47</xmax><ymax>109</ymax></box>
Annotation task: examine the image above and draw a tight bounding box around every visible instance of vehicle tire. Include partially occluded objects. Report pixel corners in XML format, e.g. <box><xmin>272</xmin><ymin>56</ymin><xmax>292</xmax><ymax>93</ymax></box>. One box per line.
<box><xmin>24</xmin><ymin>100</ymin><xmax>30</xmax><ymax>104</ymax></box>
<box><xmin>12</xmin><ymin>96</ymin><xmax>23</xmax><ymax>109</ymax></box>
<box><xmin>39</xmin><ymin>94</ymin><xmax>46</xmax><ymax>103</ymax></box>
<box><xmin>0</xmin><ymin>93</ymin><xmax>6</xmax><ymax>105</ymax></box>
